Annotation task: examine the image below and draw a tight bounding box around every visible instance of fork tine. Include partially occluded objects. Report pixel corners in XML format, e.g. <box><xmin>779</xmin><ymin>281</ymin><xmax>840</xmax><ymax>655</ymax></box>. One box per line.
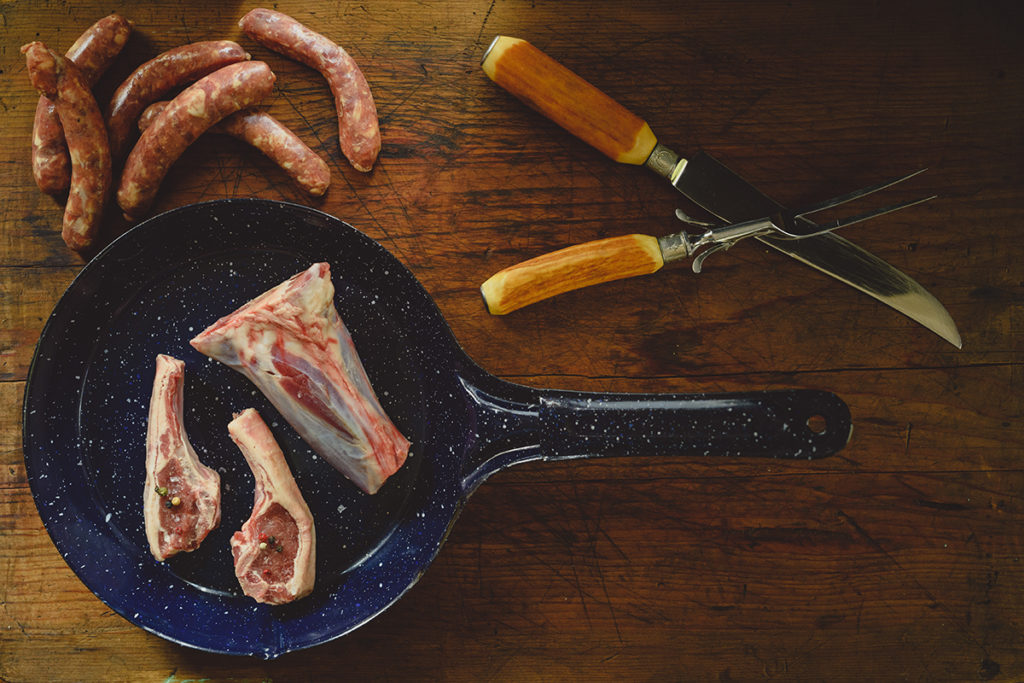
<box><xmin>795</xmin><ymin>168</ymin><xmax>928</xmax><ymax>219</ymax></box>
<box><xmin>791</xmin><ymin>194</ymin><xmax>938</xmax><ymax>239</ymax></box>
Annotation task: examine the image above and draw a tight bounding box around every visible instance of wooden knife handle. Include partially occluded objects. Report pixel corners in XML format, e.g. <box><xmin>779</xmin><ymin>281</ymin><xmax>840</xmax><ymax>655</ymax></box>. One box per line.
<box><xmin>481</xmin><ymin>234</ymin><xmax>665</xmax><ymax>314</ymax></box>
<box><xmin>481</xmin><ymin>36</ymin><xmax>658</xmax><ymax>165</ymax></box>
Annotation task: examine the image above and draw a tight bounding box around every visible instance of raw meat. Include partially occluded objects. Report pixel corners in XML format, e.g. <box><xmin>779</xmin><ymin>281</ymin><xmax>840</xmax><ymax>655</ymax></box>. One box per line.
<box><xmin>190</xmin><ymin>262</ymin><xmax>410</xmax><ymax>494</ymax></box>
<box><xmin>143</xmin><ymin>354</ymin><xmax>221</xmax><ymax>561</ymax></box>
<box><xmin>228</xmin><ymin>408</ymin><xmax>315</xmax><ymax>604</ymax></box>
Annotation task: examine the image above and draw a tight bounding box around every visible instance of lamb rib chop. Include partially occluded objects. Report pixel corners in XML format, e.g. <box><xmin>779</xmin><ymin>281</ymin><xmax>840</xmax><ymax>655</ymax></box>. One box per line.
<box><xmin>144</xmin><ymin>354</ymin><xmax>221</xmax><ymax>561</ymax></box>
<box><xmin>190</xmin><ymin>262</ymin><xmax>410</xmax><ymax>494</ymax></box>
<box><xmin>228</xmin><ymin>408</ymin><xmax>316</xmax><ymax>604</ymax></box>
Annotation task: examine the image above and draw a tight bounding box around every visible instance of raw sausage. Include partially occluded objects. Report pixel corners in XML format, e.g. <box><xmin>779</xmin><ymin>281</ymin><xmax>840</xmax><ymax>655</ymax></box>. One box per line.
<box><xmin>139</xmin><ymin>102</ymin><xmax>330</xmax><ymax>197</ymax></box>
<box><xmin>117</xmin><ymin>61</ymin><xmax>276</xmax><ymax>220</ymax></box>
<box><xmin>32</xmin><ymin>14</ymin><xmax>131</xmax><ymax>195</ymax></box>
<box><xmin>218</xmin><ymin>111</ymin><xmax>329</xmax><ymax>197</ymax></box>
<box><xmin>239</xmin><ymin>8</ymin><xmax>380</xmax><ymax>172</ymax></box>
<box><xmin>22</xmin><ymin>42</ymin><xmax>112</xmax><ymax>253</ymax></box>
<box><xmin>106</xmin><ymin>40</ymin><xmax>249</xmax><ymax>160</ymax></box>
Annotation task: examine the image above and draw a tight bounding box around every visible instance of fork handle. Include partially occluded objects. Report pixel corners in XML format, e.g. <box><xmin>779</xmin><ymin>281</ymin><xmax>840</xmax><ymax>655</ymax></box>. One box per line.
<box><xmin>481</xmin><ymin>36</ymin><xmax>658</xmax><ymax>165</ymax></box>
<box><xmin>481</xmin><ymin>234</ymin><xmax>665</xmax><ymax>314</ymax></box>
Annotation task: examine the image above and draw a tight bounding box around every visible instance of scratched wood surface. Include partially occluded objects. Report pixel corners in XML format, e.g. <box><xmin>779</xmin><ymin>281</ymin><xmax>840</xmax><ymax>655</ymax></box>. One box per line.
<box><xmin>1</xmin><ymin>0</ymin><xmax>1022</xmax><ymax>680</ymax></box>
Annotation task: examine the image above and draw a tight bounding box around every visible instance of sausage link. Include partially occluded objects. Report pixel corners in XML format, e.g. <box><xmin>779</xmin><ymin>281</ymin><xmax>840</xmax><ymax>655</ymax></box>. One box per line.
<box><xmin>32</xmin><ymin>14</ymin><xmax>131</xmax><ymax>195</ymax></box>
<box><xmin>65</xmin><ymin>14</ymin><xmax>133</xmax><ymax>75</ymax></box>
<box><xmin>239</xmin><ymin>8</ymin><xmax>380</xmax><ymax>172</ymax></box>
<box><xmin>106</xmin><ymin>40</ymin><xmax>249</xmax><ymax>160</ymax></box>
<box><xmin>139</xmin><ymin>102</ymin><xmax>330</xmax><ymax>197</ymax></box>
<box><xmin>117</xmin><ymin>61</ymin><xmax>276</xmax><ymax>220</ymax></box>
<box><xmin>23</xmin><ymin>42</ymin><xmax>112</xmax><ymax>253</ymax></box>
<box><xmin>32</xmin><ymin>98</ymin><xmax>70</xmax><ymax>193</ymax></box>
<box><xmin>135</xmin><ymin>101</ymin><xmax>168</xmax><ymax>132</ymax></box>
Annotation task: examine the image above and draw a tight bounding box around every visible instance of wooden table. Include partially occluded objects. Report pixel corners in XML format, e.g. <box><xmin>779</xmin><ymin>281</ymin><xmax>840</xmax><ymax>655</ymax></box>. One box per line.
<box><xmin>2</xmin><ymin>1</ymin><xmax>1021</xmax><ymax>680</ymax></box>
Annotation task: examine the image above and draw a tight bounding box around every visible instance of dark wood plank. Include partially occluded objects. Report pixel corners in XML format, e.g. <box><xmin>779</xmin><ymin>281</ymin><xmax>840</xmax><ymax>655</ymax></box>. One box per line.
<box><xmin>1</xmin><ymin>0</ymin><xmax>1021</xmax><ymax>680</ymax></box>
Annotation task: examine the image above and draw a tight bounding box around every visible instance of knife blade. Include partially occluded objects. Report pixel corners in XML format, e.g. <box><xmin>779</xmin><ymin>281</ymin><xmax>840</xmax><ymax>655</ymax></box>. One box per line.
<box><xmin>674</xmin><ymin>153</ymin><xmax>961</xmax><ymax>347</ymax></box>
<box><xmin>480</xmin><ymin>36</ymin><xmax>962</xmax><ymax>348</ymax></box>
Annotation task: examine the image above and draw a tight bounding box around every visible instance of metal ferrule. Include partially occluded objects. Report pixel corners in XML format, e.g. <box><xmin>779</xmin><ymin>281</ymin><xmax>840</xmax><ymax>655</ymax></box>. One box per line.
<box><xmin>657</xmin><ymin>231</ymin><xmax>695</xmax><ymax>264</ymax></box>
<box><xmin>644</xmin><ymin>143</ymin><xmax>683</xmax><ymax>181</ymax></box>
<box><xmin>658</xmin><ymin>217</ymin><xmax>779</xmax><ymax>274</ymax></box>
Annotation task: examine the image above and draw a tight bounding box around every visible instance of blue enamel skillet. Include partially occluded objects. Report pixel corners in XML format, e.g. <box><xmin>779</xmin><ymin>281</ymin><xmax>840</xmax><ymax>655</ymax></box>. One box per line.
<box><xmin>22</xmin><ymin>199</ymin><xmax>851</xmax><ymax>657</ymax></box>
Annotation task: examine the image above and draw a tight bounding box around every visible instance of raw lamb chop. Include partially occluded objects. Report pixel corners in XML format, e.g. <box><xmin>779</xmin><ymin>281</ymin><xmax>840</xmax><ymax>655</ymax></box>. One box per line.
<box><xmin>228</xmin><ymin>408</ymin><xmax>315</xmax><ymax>604</ymax></box>
<box><xmin>143</xmin><ymin>354</ymin><xmax>221</xmax><ymax>561</ymax></box>
<box><xmin>190</xmin><ymin>262</ymin><xmax>410</xmax><ymax>494</ymax></box>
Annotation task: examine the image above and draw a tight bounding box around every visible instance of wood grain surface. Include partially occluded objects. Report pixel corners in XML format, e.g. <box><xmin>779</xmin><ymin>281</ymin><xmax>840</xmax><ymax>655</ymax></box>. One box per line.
<box><xmin>1</xmin><ymin>0</ymin><xmax>1022</xmax><ymax>680</ymax></box>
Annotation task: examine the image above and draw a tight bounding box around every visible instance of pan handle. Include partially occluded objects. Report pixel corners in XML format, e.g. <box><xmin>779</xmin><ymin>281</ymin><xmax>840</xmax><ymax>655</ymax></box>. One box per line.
<box><xmin>539</xmin><ymin>389</ymin><xmax>851</xmax><ymax>460</ymax></box>
<box><xmin>460</xmin><ymin>381</ymin><xmax>851</xmax><ymax>494</ymax></box>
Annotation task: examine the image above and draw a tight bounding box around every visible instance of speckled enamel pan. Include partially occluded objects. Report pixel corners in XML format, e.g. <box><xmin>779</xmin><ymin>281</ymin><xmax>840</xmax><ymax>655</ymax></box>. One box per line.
<box><xmin>22</xmin><ymin>199</ymin><xmax>852</xmax><ymax>658</ymax></box>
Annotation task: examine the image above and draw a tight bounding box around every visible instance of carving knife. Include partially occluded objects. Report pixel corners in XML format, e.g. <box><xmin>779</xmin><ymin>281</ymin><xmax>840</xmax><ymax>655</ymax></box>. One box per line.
<box><xmin>479</xmin><ymin>36</ymin><xmax>962</xmax><ymax>349</ymax></box>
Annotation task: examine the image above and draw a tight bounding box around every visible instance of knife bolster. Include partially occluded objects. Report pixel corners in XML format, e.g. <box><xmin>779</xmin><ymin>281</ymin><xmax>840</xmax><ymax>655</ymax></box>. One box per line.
<box><xmin>644</xmin><ymin>143</ymin><xmax>681</xmax><ymax>180</ymax></box>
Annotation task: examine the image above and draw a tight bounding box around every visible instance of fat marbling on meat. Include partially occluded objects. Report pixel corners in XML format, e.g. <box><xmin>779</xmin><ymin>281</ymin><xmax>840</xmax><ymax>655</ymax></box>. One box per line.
<box><xmin>144</xmin><ymin>354</ymin><xmax>221</xmax><ymax>561</ymax></box>
<box><xmin>229</xmin><ymin>408</ymin><xmax>315</xmax><ymax>604</ymax></box>
<box><xmin>190</xmin><ymin>262</ymin><xmax>410</xmax><ymax>494</ymax></box>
